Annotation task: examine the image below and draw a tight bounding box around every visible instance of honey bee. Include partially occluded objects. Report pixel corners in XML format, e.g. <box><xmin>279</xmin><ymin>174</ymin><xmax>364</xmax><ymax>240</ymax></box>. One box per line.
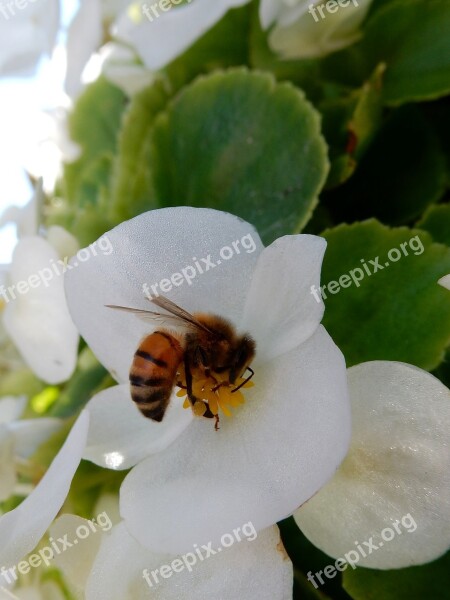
<box><xmin>106</xmin><ymin>296</ymin><xmax>255</xmax><ymax>429</ymax></box>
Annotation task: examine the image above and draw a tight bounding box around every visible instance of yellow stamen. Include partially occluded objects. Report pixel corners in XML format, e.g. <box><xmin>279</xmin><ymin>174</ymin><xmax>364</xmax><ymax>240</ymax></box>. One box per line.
<box><xmin>176</xmin><ymin>367</ymin><xmax>255</xmax><ymax>422</ymax></box>
<box><xmin>193</xmin><ymin>400</ymin><xmax>207</xmax><ymax>416</ymax></box>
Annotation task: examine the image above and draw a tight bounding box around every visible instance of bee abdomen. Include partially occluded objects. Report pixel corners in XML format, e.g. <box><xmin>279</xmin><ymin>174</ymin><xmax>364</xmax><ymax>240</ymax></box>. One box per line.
<box><xmin>130</xmin><ymin>375</ymin><xmax>168</xmax><ymax>388</ymax></box>
<box><xmin>130</xmin><ymin>331</ymin><xmax>184</xmax><ymax>422</ymax></box>
<box><xmin>130</xmin><ymin>386</ymin><xmax>170</xmax><ymax>422</ymax></box>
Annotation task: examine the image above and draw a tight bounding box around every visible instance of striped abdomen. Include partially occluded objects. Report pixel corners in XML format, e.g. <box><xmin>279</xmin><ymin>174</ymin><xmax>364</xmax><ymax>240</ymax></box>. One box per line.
<box><xmin>130</xmin><ymin>331</ymin><xmax>184</xmax><ymax>422</ymax></box>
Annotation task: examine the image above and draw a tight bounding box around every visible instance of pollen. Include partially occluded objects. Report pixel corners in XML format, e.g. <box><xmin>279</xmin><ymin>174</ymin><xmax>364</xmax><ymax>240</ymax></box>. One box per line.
<box><xmin>176</xmin><ymin>365</ymin><xmax>254</xmax><ymax>419</ymax></box>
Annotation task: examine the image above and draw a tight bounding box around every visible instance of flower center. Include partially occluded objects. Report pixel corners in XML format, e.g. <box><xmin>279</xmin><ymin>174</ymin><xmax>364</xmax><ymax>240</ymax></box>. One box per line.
<box><xmin>176</xmin><ymin>365</ymin><xmax>255</xmax><ymax>422</ymax></box>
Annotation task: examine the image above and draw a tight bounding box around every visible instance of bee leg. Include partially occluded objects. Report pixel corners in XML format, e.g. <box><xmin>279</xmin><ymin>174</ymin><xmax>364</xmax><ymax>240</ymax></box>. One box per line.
<box><xmin>231</xmin><ymin>366</ymin><xmax>255</xmax><ymax>393</ymax></box>
<box><xmin>211</xmin><ymin>381</ymin><xmax>227</xmax><ymax>393</ymax></box>
<box><xmin>214</xmin><ymin>414</ymin><xmax>220</xmax><ymax>431</ymax></box>
<box><xmin>184</xmin><ymin>354</ymin><xmax>198</xmax><ymax>408</ymax></box>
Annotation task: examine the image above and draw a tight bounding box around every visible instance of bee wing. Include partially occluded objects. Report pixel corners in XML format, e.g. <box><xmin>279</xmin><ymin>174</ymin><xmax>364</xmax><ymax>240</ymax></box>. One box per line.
<box><xmin>147</xmin><ymin>295</ymin><xmax>213</xmax><ymax>333</ymax></box>
<box><xmin>105</xmin><ymin>304</ymin><xmax>196</xmax><ymax>331</ymax></box>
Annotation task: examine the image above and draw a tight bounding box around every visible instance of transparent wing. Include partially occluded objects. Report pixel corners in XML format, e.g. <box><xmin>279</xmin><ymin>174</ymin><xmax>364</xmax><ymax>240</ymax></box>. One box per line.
<box><xmin>147</xmin><ymin>296</ymin><xmax>213</xmax><ymax>333</ymax></box>
<box><xmin>105</xmin><ymin>304</ymin><xmax>196</xmax><ymax>331</ymax></box>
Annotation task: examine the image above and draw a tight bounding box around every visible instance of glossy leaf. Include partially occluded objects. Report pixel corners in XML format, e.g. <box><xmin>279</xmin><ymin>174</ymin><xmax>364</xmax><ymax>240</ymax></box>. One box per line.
<box><xmin>150</xmin><ymin>68</ymin><xmax>329</xmax><ymax>243</ymax></box>
<box><xmin>321</xmin><ymin>219</ymin><xmax>450</xmax><ymax>369</ymax></box>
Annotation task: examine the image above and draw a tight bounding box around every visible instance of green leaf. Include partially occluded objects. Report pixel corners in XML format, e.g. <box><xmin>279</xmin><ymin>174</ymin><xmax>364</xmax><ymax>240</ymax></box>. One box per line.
<box><xmin>49</xmin><ymin>349</ymin><xmax>110</xmax><ymax>418</ymax></box>
<box><xmin>350</xmin><ymin>64</ymin><xmax>385</xmax><ymax>160</ymax></box>
<box><xmin>249</xmin><ymin>4</ymin><xmax>322</xmax><ymax>100</ymax></box>
<box><xmin>64</xmin><ymin>460</ymin><xmax>125</xmax><ymax>520</ymax></box>
<box><xmin>321</xmin><ymin>219</ymin><xmax>450</xmax><ymax>370</ymax></box>
<box><xmin>164</xmin><ymin>4</ymin><xmax>252</xmax><ymax>92</ymax></box>
<box><xmin>64</xmin><ymin>78</ymin><xmax>127</xmax><ymax>204</ymax></box>
<box><xmin>361</xmin><ymin>0</ymin><xmax>450</xmax><ymax>105</ymax></box>
<box><xmin>423</xmin><ymin>98</ymin><xmax>450</xmax><ymax>186</ymax></box>
<box><xmin>417</xmin><ymin>204</ymin><xmax>450</xmax><ymax>246</ymax></box>
<box><xmin>77</xmin><ymin>153</ymin><xmax>113</xmax><ymax>208</ymax></box>
<box><xmin>432</xmin><ymin>350</ymin><xmax>450</xmax><ymax>388</ymax></box>
<box><xmin>343</xmin><ymin>550</ymin><xmax>450</xmax><ymax>600</ymax></box>
<box><xmin>150</xmin><ymin>68</ymin><xmax>329</xmax><ymax>243</ymax></box>
<box><xmin>0</xmin><ymin>368</ymin><xmax>44</xmax><ymax>398</ymax></box>
<box><xmin>279</xmin><ymin>517</ymin><xmax>351</xmax><ymax>600</ymax></box>
<box><xmin>111</xmin><ymin>80</ymin><xmax>172</xmax><ymax>222</ymax></box>
<box><xmin>319</xmin><ymin>64</ymin><xmax>384</xmax><ymax>189</ymax></box>
<box><xmin>323</xmin><ymin>105</ymin><xmax>447</xmax><ymax>225</ymax></box>
<box><xmin>319</xmin><ymin>96</ymin><xmax>358</xmax><ymax>189</ymax></box>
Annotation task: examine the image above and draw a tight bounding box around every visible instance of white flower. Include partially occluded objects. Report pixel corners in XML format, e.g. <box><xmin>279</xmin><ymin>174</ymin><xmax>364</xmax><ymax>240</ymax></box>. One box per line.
<box><xmin>2</xmin><ymin>234</ymin><xmax>79</xmax><ymax>385</ymax></box>
<box><xmin>0</xmin><ymin>412</ymin><xmax>89</xmax><ymax>577</ymax></box>
<box><xmin>99</xmin><ymin>42</ymin><xmax>155</xmax><ymax>96</ymax></box>
<box><xmin>260</xmin><ymin>0</ymin><xmax>311</xmax><ymax>28</ymax></box>
<box><xmin>51</xmin><ymin>512</ymin><xmax>293</xmax><ymax>600</ymax></box>
<box><xmin>64</xmin><ymin>207</ymin><xmax>351</xmax><ymax>554</ymax></box>
<box><xmin>0</xmin><ymin>194</ymin><xmax>38</xmax><ymax>240</ymax></box>
<box><xmin>115</xmin><ymin>0</ymin><xmax>252</xmax><ymax>71</ymax></box>
<box><xmin>0</xmin><ymin>267</ymin><xmax>25</xmax><ymax>376</ymax></box>
<box><xmin>0</xmin><ymin>395</ymin><xmax>61</xmax><ymax>501</ymax></box>
<box><xmin>261</xmin><ymin>0</ymin><xmax>373</xmax><ymax>60</ymax></box>
<box><xmin>65</xmin><ymin>0</ymin><xmax>136</xmax><ymax>97</ymax></box>
<box><xmin>0</xmin><ymin>0</ymin><xmax>59</xmax><ymax>77</ymax></box>
<box><xmin>438</xmin><ymin>274</ymin><xmax>450</xmax><ymax>290</ymax></box>
<box><xmin>1</xmin><ymin>183</ymin><xmax>80</xmax><ymax>385</ymax></box>
<box><xmin>294</xmin><ymin>361</ymin><xmax>450</xmax><ymax>568</ymax></box>
<box><xmin>65</xmin><ymin>0</ymin><xmax>103</xmax><ymax>97</ymax></box>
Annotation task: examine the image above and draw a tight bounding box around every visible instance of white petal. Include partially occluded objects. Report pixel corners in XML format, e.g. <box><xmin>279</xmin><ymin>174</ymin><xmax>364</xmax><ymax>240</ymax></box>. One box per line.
<box><xmin>0</xmin><ymin>206</ymin><xmax>22</xmax><ymax>230</ymax></box>
<box><xmin>9</xmin><ymin>418</ymin><xmax>62</xmax><ymax>458</ymax></box>
<box><xmin>0</xmin><ymin>179</ymin><xmax>41</xmax><ymax>239</ymax></box>
<box><xmin>241</xmin><ymin>235</ymin><xmax>326</xmax><ymax>363</ymax></box>
<box><xmin>0</xmin><ymin>425</ymin><xmax>17</xmax><ymax>502</ymax></box>
<box><xmin>65</xmin><ymin>208</ymin><xmax>263</xmax><ymax>383</ymax></box>
<box><xmin>5</xmin><ymin>589</ymin><xmax>41</xmax><ymax>600</ymax></box>
<box><xmin>65</xmin><ymin>0</ymin><xmax>103</xmax><ymax>98</ymax></box>
<box><xmin>84</xmin><ymin>385</ymin><xmax>193</xmax><ymax>470</ymax></box>
<box><xmin>0</xmin><ymin>0</ymin><xmax>59</xmax><ymax>77</ymax></box>
<box><xmin>86</xmin><ymin>522</ymin><xmax>292</xmax><ymax>600</ymax></box>
<box><xmin>8</xmin><ymin>582</ymin><xmax>66</xmax><ymax>600</ymax></box>
<box><xmin>94</xmin><ymin>492</ymin><xmax>121</xmax><ymax>527</ymax></box>
<box><xmin>3</xmin><ymin>237</ymin><xmax>79</xmax><ymax>384</ymax></box>
<box><xmin>0</xmin><ymin>396</ymin><xmax>27</xmax><ymax>424</ymax></box>
<box><xmin>30</xmin><ymin>581</ymin><xmax>66</xmax><ymax>600</ymax></box>
<box><xmin>50</xmin><ymin>108</ymin><xmax>82</xmax><ymax>163</ymax></box>
<box><xmin>438</xmin><ymin>274</ymin><xmax>450</xmax><ymax>290</ymax></box>
<box><xmin>259</xmin><ymin>0</ymin><xmax>310</xmax><ymax>29</ymax></box>
<box><xmin>100</xmin><ymin>42</ymin><xmax>154</xmax><ymax>97</ymax></box>
<box><xmin>269</xmin><ymin>0</ymin><xmax>371</xmax><ymax>60</ymax></box>
<box><xmin>46</xmin><ymin>226</ymin><xmax>80</xmax><ymax>261</ymax></box>
<box><xmin>115</xmin><ymin>0</ymin><xmax>251</xmax><ymax>71</ymax></box>
<box><xmin>103</xmin><ymin>0</ymin><xmax>130</xmax><ymax>20</ymax></box>
<box><xmin>120</xmin><ymin>326</ymin><xmax>350</xmax><ymax>554</ymax></box>
<box><xmin>0</xmin><ymin>411</ymin><xmax>89</xmax><ymax>570</ymax></box>
<box><xmin>50</xmin><ymin>514</ymin><xmax>105</xmax><ymax>595</ymax></box>
<box><xmin>295</xmin><ymin>361</ymin><xmax>450</xmax><ymax>569</ymax></box>
<box><xmin>259</xmin><ymin>0</ymin><xmax>281</xmax><ymax>29</ymax></box>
